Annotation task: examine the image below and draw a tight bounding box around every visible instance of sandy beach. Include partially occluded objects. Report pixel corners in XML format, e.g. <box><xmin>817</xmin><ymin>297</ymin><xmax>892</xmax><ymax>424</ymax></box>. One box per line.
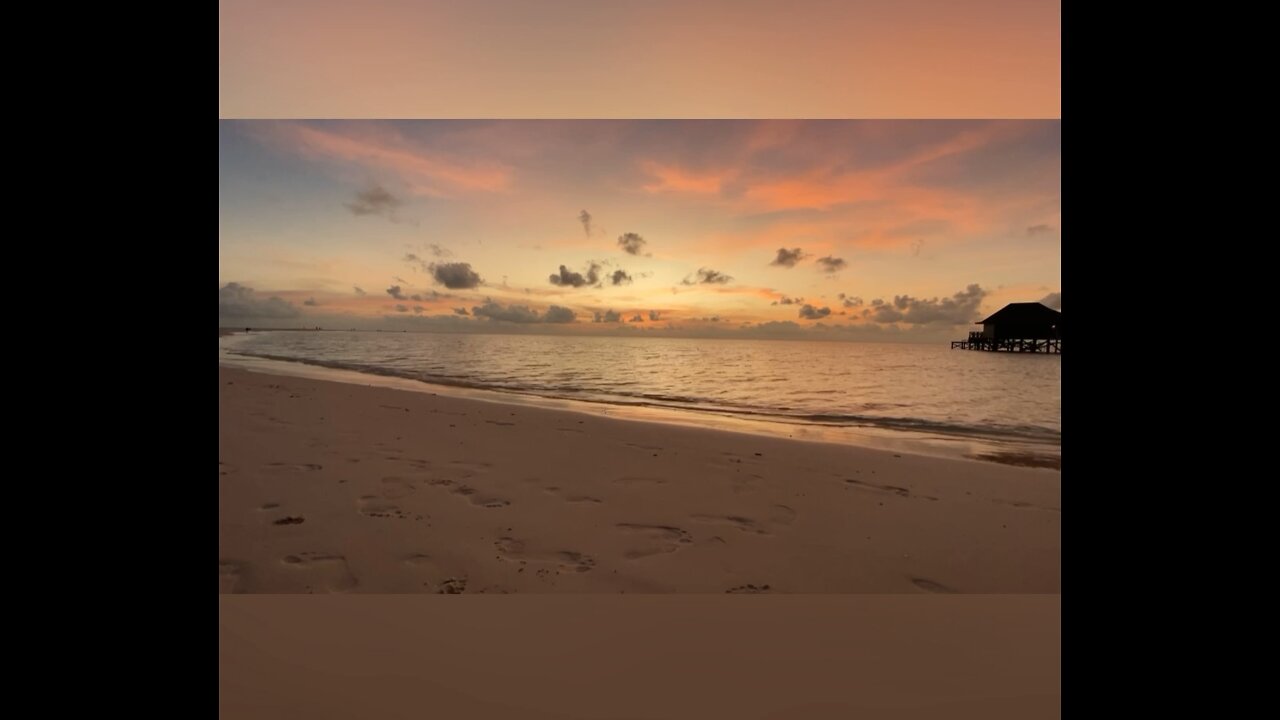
<box><xmin>219</xmin><ymin>366</ymin><xmax>1059</xmax><ymax>594</ymax></box>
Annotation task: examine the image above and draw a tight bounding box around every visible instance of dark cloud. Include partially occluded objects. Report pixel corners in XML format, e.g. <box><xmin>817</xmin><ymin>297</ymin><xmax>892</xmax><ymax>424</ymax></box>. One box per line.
<box><xmin>544</xmin><ymin>305</ymin><xmax>576</xmax><ymax>323</ymax></box>
<box><xmin>219</xmin><ymin>283</ymin><xmax>300</xmax><ymax>319</ymax></box>
<box><xmin>610</xmin><ymin>269</ymin><xmax>633</xmax><ymax>286</ymax></box>
<box><xmin>429</xmin><ymin>262</ymin><xmax>483</xmax><ymax>289</ymax></box>
<box><xmin>869</xmin><ymin>284</ymin><xmax>988</xmax><ymax>325</ymax></box>
<box><xmin>593</xmin><ymin>309</ymin><xmax>622</xmax><ymax>323</ymax></box>
<box><xmin>771</xmin><ymin>295</ymin><xmax>803</xmax><ymax>306</ymax></box>
<box><xmin>838</xmin><ymin>293</ymin><xmax>864</xmax><ymax>308</ymax></box>
<box><xmin>681</xmin><ymin>267</ymin><xmax>733</xmax><ymax>285</ymax></box>
<box><xmin>394</xmin><ymin>304</ymin><xmax>409</xmax><ymax>313</ymax></box>
<box><xmin>413</xmin><ymin>305</ymin><xmax>425</xmax><ymax>314</ymax></box>
<box><xmin>579</xmin><ymin>210</ymin><xmax>593</xmax><ymax>236</ymax></box>
<box><xmin>1040</xmin><ymin>292</ymin><xmax>1062</xmax><ymax>310</ymax></box>
<box><xmin>750</xmin><ymin>321</ymin><xmax>802</xmax><ymax>334</ymax></box>
<box><xmin>1027</xmin><ymin>224</ymin><xmax>1054</xmax><ymax>236</ymax></box>
<box><xmin>617</xmin><ymin>232</ymin><xmax>647</xmax><ymax>256</ymax></box>
<box><xmin>353</xmin><ymin>286</ymin><xmax>367</xmax><ymax>296</ymax></box>
<box><xmin>470</xmin><ymin>300</ymin><xmax>577</xmax><ymax>324</ymax></box>
<box><xmin>649</xmin><ymin>310</ymin><xmax>661</xmax><ymax>321</ymax></box>
<box><xmin>345</xmin><ymin>183</ymin><xmax>402</xmax><ymax>217</ymax></box>
<box><xmin>629</xmin><ymin>314</ymin><xmax>644</xmax><ymax>322</ymax></box>
<box><xmin>303</xmin><ymin>298</ymin><xmax>318</xmax><ymax>307</ymax></box>
<box><xmin>453</xmin><ymin>307</ymin><xmax>470</xmax><ymax>315</ymax></box>
<box><xmin>410</xmin><ymin>294</ymin><xmax>423</xmax><ymax>302</ymax></box>
<box><xmin>816</xmin><ymin>256</ymin><xmax>848</xmax><ymax>273</ymax></box>
<box><xmin>428</xmin><ymin>244</ymin><xmax>451</xmax><ymax>257</ymax></box>
<box><xmin>549</xmin><ymin>262</ymin><xmax>602</xmax><ymax>288</ymax></box>
<box><xmin>472</xmin><ymin>300</ymin><xmax>541</xmax><ymax>323</ymax></box>
<box><xmin>798</xmin><ymin>304</ymin><xmax>832</xmax><ymax>320</ymax></box>
<box><xmin>386</xmin><ymin>285</ymin><xmax>407</xmax><ymax>300</ymax></box>
<box><xmin>393</xmin><ymin>276</ymin><xmax>409</xmax><ymax>285</ymax></box>
<box><xmin>770</xmin><ymin>247</ymin><xmax>808</xmax><ymax>267</ymax></box>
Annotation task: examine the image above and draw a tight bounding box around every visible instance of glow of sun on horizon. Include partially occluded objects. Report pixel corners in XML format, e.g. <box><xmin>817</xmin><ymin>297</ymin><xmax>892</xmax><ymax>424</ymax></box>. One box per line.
<box><xmin>219</xmin><ymin>120</ymin><xmax>1060</xmax><ymax>342</ymax></box>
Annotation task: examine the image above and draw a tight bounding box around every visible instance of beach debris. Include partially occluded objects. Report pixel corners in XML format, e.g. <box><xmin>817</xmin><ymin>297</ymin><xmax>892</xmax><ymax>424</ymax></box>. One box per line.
<box><xmin>273</xmin><ymin>516</ymin><xmax>306</xmax><ymax>525</ymax></box>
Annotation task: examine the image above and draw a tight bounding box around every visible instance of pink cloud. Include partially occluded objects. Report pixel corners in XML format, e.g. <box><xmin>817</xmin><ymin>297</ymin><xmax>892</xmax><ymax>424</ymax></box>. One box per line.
<box><xmin>251</xmin><ymin>123</ymin><xmax>513</xmax><ymax>197</ymax></box>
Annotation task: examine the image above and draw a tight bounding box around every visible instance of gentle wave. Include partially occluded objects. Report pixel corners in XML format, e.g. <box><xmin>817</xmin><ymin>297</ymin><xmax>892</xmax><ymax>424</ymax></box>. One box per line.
<box><xmin>229</xmin><ymin>348</ymin><xmax>1061</xmax><ymax>446</ymax></box>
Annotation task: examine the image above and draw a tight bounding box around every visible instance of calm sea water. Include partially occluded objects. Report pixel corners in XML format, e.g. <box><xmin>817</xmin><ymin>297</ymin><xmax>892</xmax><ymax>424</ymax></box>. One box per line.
<box><xmin>220</xmin><ymin>331</ymin><xmax>1061</xmax><ymax>463</ymax></box>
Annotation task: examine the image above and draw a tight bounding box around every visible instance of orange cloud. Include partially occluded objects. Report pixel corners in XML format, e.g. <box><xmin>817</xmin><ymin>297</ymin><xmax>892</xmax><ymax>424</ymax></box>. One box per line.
<box><xmin>640</xmin><ymin>161</ymin><xmax>733</xmax><ymax>194</ymax></box>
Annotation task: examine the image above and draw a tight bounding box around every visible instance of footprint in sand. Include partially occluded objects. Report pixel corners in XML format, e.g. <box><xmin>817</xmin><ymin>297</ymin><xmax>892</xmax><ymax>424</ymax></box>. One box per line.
<box><xmin>219</xmin><ymin>560</ymin><xmax>249</xmax><ymax>593</ymax></box>
<box><xmin>993</xmin><ymin>498</ymin><xmax>1060</xmax><ymax>513</ymax></box>
<box><xmin>726</xmin><ymin>584</ymin><xmax>772</xmax><ymax>593</ymax></box>
<box><xmin>357</xmin><ymin>495</ymin><xmax>405</xmax><ymax>519</ymax></box>
<box><xmin>402</xmin><ymin>554</ymin><xmax>465</xmax><ymax>592</ymax></box>
<box><xmin>494</xmin><ymin>537</ymin><xmax>596</xmax><ymax>572</ymax></box>
<box><xmin>280</xmin><ymin>552</ymin><xmax>358</xmax><ymax>592</ymax></box>
<box><xmin>690</xmin><ymin>514</ymin><xmax>770</xmax><ymax>535</ymax></box>
<box><xmin>768</xmin><ymin>505</ymin><xmax>797</xmax><ymax>526</ymax></box>
<box><xmin>910</xmin><ymin>577</ymin><xmax>958</xmax><ymax>594</ymax></box>
<box><xmin>380</xmin><ymin>476</ymin><xmax>418</xmax><ymax>499</ymax></box>
<box><xmin>430</xmin><ymin>464</ymin><xmax>484</xmax><ymax>483</ymax></box>
<box><xmin>613</xmin><ymin>476</ymin><xmax>668</xmax><ymax>487</ymax></box>
<box><xmin>266</xmin><ymin>462</ymin><xmax>324</xmax><ymax>473</ymax></box>
<box><xmin>616</xmin><ymin>524</ymin><xmax>694</xmax><ymax>559</ymax></box>
<box><xmin>448</xmin><ymin>485</ymin><xmax>510</xmax><ymax>508</ymax></box>
<box><xmin>843</xmin><ymin>478</ymin><xmax>938</xmax><ymax>502</ymax></box>
<box><xmin>448</xmin><ymin>460</ymin><xmax>493</xmax><ymax>473</ymax></box>
<box><xmin>437</xmin><ymin>577</ymin><xmax>468</xmax><ymax>594</ymax></box>
<box><xmin>710</xmin><ymin>452</ymin><xmax>764</xmax><ymax>471</ymax></box>
<box><xmin>538</xmin><ymin>484</ymin><xmax>603</xmax><ymax>505</ymax></box>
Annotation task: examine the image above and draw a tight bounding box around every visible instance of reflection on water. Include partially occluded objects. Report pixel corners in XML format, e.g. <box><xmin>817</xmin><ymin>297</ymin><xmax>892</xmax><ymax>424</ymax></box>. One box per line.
<box><xmin>220</xmin><ymin>331</ymin><xmax>1061</xmax><ymax>465</ymax></box>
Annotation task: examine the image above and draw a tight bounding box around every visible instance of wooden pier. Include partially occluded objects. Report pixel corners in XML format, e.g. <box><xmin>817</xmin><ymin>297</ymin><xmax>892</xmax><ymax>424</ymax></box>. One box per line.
<box><xmin>951</xmin><ymin>331</ymin><xmax>1060</xmax><ymax>354</ymax></box>
<box><xmin>951</xmin><ymin>302</ymin><xmax>1062</xmax><ymax>354</ymax></box>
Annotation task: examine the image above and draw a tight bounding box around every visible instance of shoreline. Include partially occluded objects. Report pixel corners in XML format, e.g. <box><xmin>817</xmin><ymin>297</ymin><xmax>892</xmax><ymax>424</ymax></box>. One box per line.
<box><xmin>219</xmin><ymin>340</ymin><xmax>1060</xmax><ymax>470</ymax></box>
<box><xmin>219</xmin><ymin>366</ymin><xmax>1060</xmax><ymax>594</ymax></box>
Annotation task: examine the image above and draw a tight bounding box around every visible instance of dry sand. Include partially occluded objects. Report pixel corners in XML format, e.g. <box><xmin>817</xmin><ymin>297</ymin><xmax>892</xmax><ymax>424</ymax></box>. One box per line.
<box><xmin>220</xmin><ymin>594</ymin><xmax>1061</xmax><ymax>719</ymax></box>
<box><xmin>219</xmin><ymin>366</ymin><xmax>1059</xmax><ymax>594</ymax></box>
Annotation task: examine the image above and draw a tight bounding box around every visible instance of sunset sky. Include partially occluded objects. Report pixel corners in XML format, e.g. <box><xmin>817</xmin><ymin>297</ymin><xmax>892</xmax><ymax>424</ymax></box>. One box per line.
<box><xmin>219</xmin><ymin>120</ymin><xmax>1060</xmax><ymax>341</ymax></box>
<box><xmin>220</xmin><ymin>0</ymin><xmax>1060</xmax><ymax>119</ymax></box>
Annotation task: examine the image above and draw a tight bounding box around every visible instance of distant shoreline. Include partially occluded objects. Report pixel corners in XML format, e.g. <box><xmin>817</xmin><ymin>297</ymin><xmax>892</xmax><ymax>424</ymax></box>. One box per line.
<box><xmin>219</xmin><ymin>326</ymin><xmax>344</xmax><ymax>338</ymax></box>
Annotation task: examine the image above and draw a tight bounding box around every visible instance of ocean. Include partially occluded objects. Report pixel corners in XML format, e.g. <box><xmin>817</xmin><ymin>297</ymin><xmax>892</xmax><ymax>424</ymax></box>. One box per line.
<box><xmin>219</xmin><ymin>330</ymin><xmax>1061</xmax><ymax>467</ymax></box>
